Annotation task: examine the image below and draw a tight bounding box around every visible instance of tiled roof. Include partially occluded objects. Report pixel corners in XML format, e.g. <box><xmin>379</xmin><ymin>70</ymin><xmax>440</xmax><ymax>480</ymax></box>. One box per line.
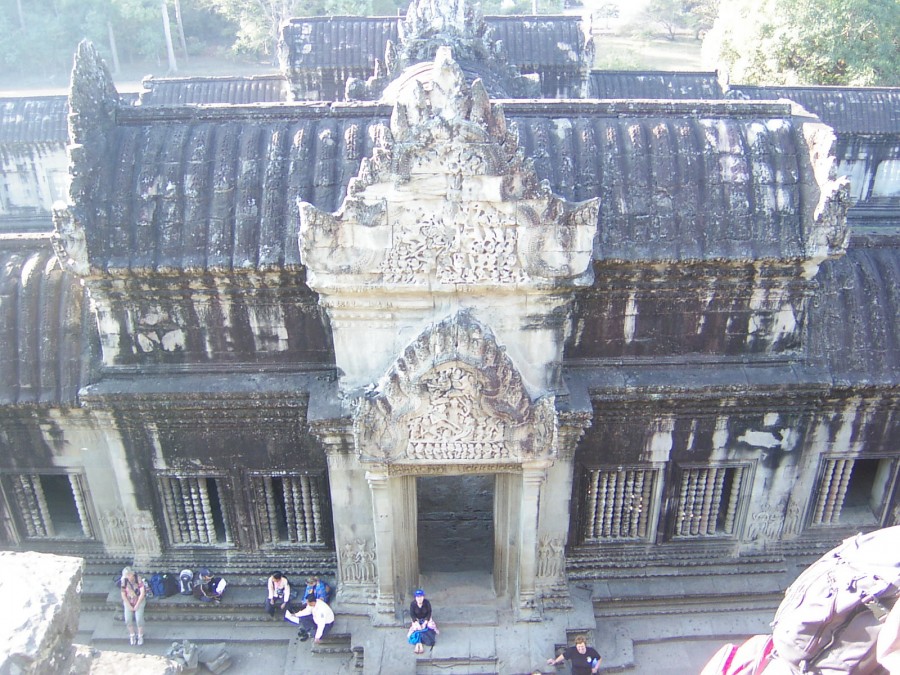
<box><xmin>590</xmin><ymin>71</ymin><xmax>724</xmax><ymax>100</ymax></box>
<box><xmin>0</xmin><ymin>235</ymin><xmax>95</xmax><ymax>405</ymax></box>
<box><xmin>72</xmin><ymin>97</ymin><xmax>824</xmax><ymax>273</ymax></box>
<box><xmin>282</xmin><ymin>15</ymin><xmax>587</xmax><ymax>74</ymax></box>
<box><xmin>729</xmin><ymin>86</ymin><xmax>900</xmax><ymax>135</ymax></box>
<box><xmin>139</xmin><ymin>75</ymin><xmax>287</xmax><ymax>105</ymax></box>
<box><xmin>808</xmin><ymin>240</ymin><xmax>900</xmax><ymax>382</ymax></box>
<box><xmin>0</xmin><ymin>96</ymin><xmax>68</xmax><ymax>145</ymax></box>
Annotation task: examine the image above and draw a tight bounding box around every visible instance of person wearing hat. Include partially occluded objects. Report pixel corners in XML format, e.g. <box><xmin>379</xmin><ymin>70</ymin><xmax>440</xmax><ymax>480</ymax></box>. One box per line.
<box><xmin>285</xmin><ymin>593</ymin><xmax>335</xmax><ymax>643</ymax></box>
<box><xmin>193</xmin><ymin>567</ymin><xmax>226</xmax><ymax>604</ymax></box>
<box><xmin>408</xmin><ymin>589</ymin><xmax>438</xmax><ymax>654</ymax></box>
<box><xmin>119</xmin><ymin>566</ymin><xmax>147</xmax><ymax>646</ymax></box>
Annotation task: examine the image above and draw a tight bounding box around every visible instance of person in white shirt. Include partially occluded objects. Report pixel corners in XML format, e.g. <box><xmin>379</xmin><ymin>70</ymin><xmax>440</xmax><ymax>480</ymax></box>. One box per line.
<box><xmin>285</xmin><ymin>593</ymin><xmax>335</xmax><ymax>642</ymax></box>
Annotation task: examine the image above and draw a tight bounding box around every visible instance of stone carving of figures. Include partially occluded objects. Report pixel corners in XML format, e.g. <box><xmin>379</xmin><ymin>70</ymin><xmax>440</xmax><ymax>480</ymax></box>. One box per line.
<box><xmin>100</xmin><ymin>508</ymin><xmax>132</xmax><ymax>548</ymax></box>
<box><xmin>537</xmin><ymin>537</ymin><xmax>564</xmax><ymax>579</ymax></box>
<box><xmin>748</xmin><ymin>509</ymin><xmax>785</xmax><ymax>542</ymax></box>
<box><xmin>354</xmin><ymin>539</ymin><xmax>376</xmax><ymax>583</ymax></box>
<box><xmin>130</xmin><ymin>512</ymin><xmax>158</xmax><ymax>554</ymax></box>
<box><xmin>341</xmin><ymin>540</ymin><xmax>363</xmax><ymax>583</ymax></box>
<box><xmin>783</xmin><ymin>503</ymin><xmax>801</xmax><ymax>536</ymax></box>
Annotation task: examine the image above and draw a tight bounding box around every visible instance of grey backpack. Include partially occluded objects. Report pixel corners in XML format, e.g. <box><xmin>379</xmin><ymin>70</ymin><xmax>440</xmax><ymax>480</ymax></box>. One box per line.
<box><xmin>771</xmin><ymin>526</ymin><xmax>900</xmax><ymax>674</ymax></box>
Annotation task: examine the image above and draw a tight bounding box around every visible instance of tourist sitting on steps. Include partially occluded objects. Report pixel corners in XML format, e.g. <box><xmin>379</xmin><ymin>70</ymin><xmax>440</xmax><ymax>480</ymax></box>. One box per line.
<box><xmin>303</xmin><ymin>575</ymin><xmax>333</xmax><ymax>603</ymax></box>
<box><xmin>285</xmin><ymin>593</ymin><xmax>335</xmax><ymax>643</ymax></box>
<box><xmin>265</xmin><ymin>571</ymin><xmax>291</xmax><ymax>619</ymax></box>
<box><xmin>193</xmin><ymin>567</ymin><xmax>226</xmax><ymax>604</ymax></box>
<box><xmin>407</xmin><ymin>588</ymin><xmax>438</xmax><ymax>654</ymax></box>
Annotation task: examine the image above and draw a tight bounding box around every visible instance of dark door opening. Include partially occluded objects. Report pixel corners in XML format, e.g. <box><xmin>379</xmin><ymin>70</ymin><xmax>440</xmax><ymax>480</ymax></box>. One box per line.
<box><xmin>417</xmin><ymin>474</ymin><xmax>494</xmax><ymax>573</ymax></box>
<box><xmin>40</xmin><ymin>474</ymin><xmax>84</xmax><ymax>538</ymax></box>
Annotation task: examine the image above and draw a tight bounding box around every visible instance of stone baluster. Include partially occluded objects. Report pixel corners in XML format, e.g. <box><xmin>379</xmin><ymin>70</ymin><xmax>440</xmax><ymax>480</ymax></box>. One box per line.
<box><xmin>31</xmin><ymin>475</ymin><xmax>55</xmax><ymax>537</ymax></box>
<box><xmin>826</xmin><ymin>459</ymin><xmax>854</xmax><ymax>524</ymax></box>
<box><xmin>723</xmin><ymin>467</ymin><xmax>743</xmax><ymax>534</ymax></box>
<box><xmin>68</xmin><ymin>475</ymin><xmax>93</xmax><ymax>538</ymax></box>
<box><xmin>703</xmin><ymin>468</ymin><xmax>719</xmax><ymax>535</ymax></box>
<box><xmin>197</xmin><ymin>478</ymin><xmax>216</xmax><ymax>544</ymax></box>
<box><xmin>290</xmin><ymin>477</ymin><xmax>305</xmax><ymax>543</ymax></box>
<box><xmin>301</xmin><ymin>475</ymin><xmax>316</xmax><ymax>543</ymax></box>
<box><xmin>309</xmin><ymin>477</ymin><xmax>323</xmax><ymax>543</ymax></box>
<box><xmin>161</xmin><ymin>477</ymin><xmax>185</xmax><ymax>543</ymax></box>
<box><xmin>260</xmin><ymin>477</ymin><xmax>278</xmax><ymax>544</ymax></box>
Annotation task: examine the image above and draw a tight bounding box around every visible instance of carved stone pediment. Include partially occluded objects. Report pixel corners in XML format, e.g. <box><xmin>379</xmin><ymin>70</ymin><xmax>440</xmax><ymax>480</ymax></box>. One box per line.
<box><xmin>299</xmin><ymin>46</ymin><xmax>598</xmax><ymax>291</ymax></box>
<box><xmin>355</xmin><ymin>312</ymin><xmax>557</xmax><ymax>464</ymax></box>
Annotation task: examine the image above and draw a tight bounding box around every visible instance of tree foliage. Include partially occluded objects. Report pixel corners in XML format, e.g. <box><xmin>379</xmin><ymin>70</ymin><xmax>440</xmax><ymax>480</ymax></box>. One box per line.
<box><xmin>702</xmin><ymin>0</ymin><xmax>900</xmax><ymax>85</ymax></box>
<box><xmin>632</xmin><ymin>0</ymin><xmax>718</xmax><ymax>41</ymax></box>
<box><xmin>0</xmin><ymin>0</ymin><xmax>233</xmax><ymax>78</ymax></box>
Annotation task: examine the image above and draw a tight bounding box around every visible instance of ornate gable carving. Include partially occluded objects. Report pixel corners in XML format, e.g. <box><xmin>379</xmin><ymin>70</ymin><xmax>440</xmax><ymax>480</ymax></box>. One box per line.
<box><xmin>355</xmin><ymin>312</ymin><xmax>557</xmax><ymax>464</ymax></box>
<box><xmin>299</xmin><ymin>47</ymin><xmax>598</xmax><ymax>291</ymax></box>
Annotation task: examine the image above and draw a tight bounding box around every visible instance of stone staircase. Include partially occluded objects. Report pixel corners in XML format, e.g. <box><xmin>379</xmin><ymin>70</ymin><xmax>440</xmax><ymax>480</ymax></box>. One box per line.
<box><xmin>71</xmin><ymin>541</ymin><xmax>831</xmax><ymax>674</ymax></box>
<box><xmin>574</xmin><ymin>544</ymin><xmax>827</xmax><ymax>673</ymax></box>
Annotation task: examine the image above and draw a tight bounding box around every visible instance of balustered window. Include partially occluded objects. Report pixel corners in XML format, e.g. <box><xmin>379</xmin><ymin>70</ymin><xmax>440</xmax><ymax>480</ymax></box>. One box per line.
<box><xmin>251</xmin><ymin>474</ymin><xmax>326</xmax><ymax>546</ymax></box>
<box><xmin>583</xmin><ymin>466</ymin><xmax>659</xmax><ymax>541</ymax></box>
<box><xmin>158</xmin><ymin>475</ymin><xmax>233</xmax><ymax>546</ymax></box>
<box><xmin>673</xmin><ymin>465</ymin><xmax>747</xmax><ymax>538</ymax></box>
<box><xmin>2</xmin><ymin>473</ymin><xmax>94</xmax><ymax>539</ymax></box>
<box><xmin>811</xmin><ymin>456</ymin><xmax>896</xmax><ymax>527</ymax></box>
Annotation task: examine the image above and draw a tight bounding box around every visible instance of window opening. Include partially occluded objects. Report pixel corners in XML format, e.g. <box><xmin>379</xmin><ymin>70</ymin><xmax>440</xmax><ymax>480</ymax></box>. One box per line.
<box><xmin>252</xmin><ymin>474</ymin><xmax>325</xmax><ymax>546</ymax></box>
<box><xmin>584</xmin><ymin>467</ymin><xmax>656</xmax><ymax>541</ymax></box>
<box><xmin>159</xmin><ymin>475</ymin><xmax>233</xmax><ymax>546</ymax></box>
<box><xmin>5</xmin><ymin>473</ymin><xmax>92</xmax><ymax>539</ymax></box>
<box><xmin>674</xmin><ymin>465</ymin><xmax>745</xmax><ymax>537</ymax></box>
<box><xmin>811</xmin><ymin>457</ymin><xmax>894</xmax><ymax>526</ymax></box>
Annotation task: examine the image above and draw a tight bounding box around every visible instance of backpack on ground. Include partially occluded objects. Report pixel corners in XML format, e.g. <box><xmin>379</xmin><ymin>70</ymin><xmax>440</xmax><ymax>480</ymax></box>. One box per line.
<box><xmin>770</xmin><ymin>525</ymin><xmax>900</xmax><ymax>674</ymax></box>
<box><xmin>162</xmin><ymin>573</ymin><xmax>180</xmax><ymax>597</ymax></box>
<box><xmin>148</xmin><ymin>573</ymin><xmax>166</xmax><ymax>598</ymax></box>
<box><xmin>179</xmin><ymin>569</ymin><xmax>194</xmax><ymax>595</ymax></box>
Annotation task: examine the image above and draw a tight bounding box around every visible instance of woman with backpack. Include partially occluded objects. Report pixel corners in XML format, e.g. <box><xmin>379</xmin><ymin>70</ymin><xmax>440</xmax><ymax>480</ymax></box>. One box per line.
<box><xmin>407</xmin><ymin>589</ymin><xmax>438</xmax><ymax>654</ymax></box>
<box><xmin>265</xmin><ymin>571</ymin><xmax>291</xmax><ymax>619</ymax></box>
<box><xmin>120</xmin><ymin>566</ymin><xmax>147</xmax><ymax>646</ymax></box>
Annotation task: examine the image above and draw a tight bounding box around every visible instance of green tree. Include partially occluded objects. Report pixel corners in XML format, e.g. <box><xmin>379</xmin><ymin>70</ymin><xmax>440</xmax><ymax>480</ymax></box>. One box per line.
<box><xmin>632</xmin><ymin>0</ymin><xmax>718</xmax><ymax>41</ymax></box>
<box><xmin>202</xmin><ymin>0</ymin><xmax>375</xmax><ymax>59</ymax></box>
<box><xmin>703</xmin><ymin>0</ymin><xmax>900</xmax><ymax>85</ymax></box>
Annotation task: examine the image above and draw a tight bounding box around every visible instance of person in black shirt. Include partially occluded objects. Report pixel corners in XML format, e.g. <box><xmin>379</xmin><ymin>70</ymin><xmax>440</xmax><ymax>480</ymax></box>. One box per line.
<box><xmin>408</xmin><ymin>589</ymin><xmax>437</xmax><ymax>654</ymax></box>
<box><xmin>547</xmin><ymin>635</ymin><xmax>602</xmax><ymax>674</ymax></box>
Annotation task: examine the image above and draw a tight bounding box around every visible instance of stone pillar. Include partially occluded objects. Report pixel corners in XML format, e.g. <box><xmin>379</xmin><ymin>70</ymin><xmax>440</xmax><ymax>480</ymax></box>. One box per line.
<box><xmin>392</xmin><ymin>474</ymin><xmax>419</xmax><ymax>609</ymax></box>
<box><xmin>91</xmin><ymin>410</ymin><xmax>163</xmax><ymax>562</ymax></box>
<box><xmin>493</xmin><ymin>472</ymin><xmax>521</xmax><ymax>598</ymax></box>
<box><xmin>537</xmin><ymin>411</ymin><xmax>592</xmax><ymax>609</ymax></box>
<box><xmin>518</xmin><ymin>459</ymin><xmax>550</xmax><ymax>620</ymax></box>
<box><xmin>366</xmin><ymin>469</ymin><xmax>399</xmax><ymax>622</ymax></box>
<box><xmin>314</xmin><ymin>419</ymin><xmax>378</xmax><ymax>607</ymax></box>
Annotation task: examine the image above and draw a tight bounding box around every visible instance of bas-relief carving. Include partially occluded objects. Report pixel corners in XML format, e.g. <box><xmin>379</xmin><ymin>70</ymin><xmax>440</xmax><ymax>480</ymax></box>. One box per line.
<box><xmin>340</xmin><ymin>538</ymin><xmax>377</xmax><ymax>584</ymax></box>
<box><xmin>536</xmin><ymin>536</ymin><xmax>565</xmax><ymax>579</ymax></box>
<box><xmin>355</xmin><ymin>312</ymin><xmax>558</xmax><ymax>464</ymax></box>
<box><xmin>747</xmin><ymin>502</ymin><xmax>801</xmax><ymax>542</ymax></box>
<box><xmin>99</xmin><ymin>507</ymin><xmax>132</xmax><ymax>549</ymax></box>
<box><xmin>298</xmin><ymin>47</ymin><xmax>598</xmax><ymax>291</ymax></box>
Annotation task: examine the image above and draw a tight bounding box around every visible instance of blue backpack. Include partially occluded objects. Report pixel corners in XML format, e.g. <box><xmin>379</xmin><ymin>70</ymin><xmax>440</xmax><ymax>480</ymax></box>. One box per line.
<box><xmin>149</xmin><ymin>573</ymin><xmax>166</xmax><ymax>597</ymax></box>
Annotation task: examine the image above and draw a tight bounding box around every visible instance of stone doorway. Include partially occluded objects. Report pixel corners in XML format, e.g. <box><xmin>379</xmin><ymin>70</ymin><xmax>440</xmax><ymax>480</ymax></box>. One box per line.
<box><xmin>417</xmin><ymin>474</ymin><xmax>494</xmax><ymax>574</ymax></box>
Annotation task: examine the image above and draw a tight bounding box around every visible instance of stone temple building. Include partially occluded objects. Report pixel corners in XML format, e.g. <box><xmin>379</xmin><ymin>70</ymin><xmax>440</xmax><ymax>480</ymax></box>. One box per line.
<box><xmin>0</xmin><ymin>0</ymin><xmax>898</xmax><ymax>669</ymax></box>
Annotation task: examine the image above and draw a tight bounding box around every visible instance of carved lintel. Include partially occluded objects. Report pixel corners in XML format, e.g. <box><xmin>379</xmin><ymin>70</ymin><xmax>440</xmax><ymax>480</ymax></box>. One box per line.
<box><xmin>355</xmin><ymin>312</ymin><xmax>559</xmax><ymax>464</ymax></box>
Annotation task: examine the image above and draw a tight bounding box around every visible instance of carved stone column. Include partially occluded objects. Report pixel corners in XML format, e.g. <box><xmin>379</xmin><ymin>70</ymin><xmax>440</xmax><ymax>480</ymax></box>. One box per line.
<box><xmin>366</xmin><ymin>469</ymin><xmax>399</xmax><ymax>622</ymax></box>
<box><xmin>518</xmin><ymin>459</ymin><xmax>550</xmax><ymax>620</ymax></box>
<box><xmin>312</xmin><ymin>418</ymin><xmax>379</xmax><ymax>607</ymax></box>
<box><xmin>537</xmin><ymin>411</ymin><xmax>592</xmax><ymax>609</ymax></box>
